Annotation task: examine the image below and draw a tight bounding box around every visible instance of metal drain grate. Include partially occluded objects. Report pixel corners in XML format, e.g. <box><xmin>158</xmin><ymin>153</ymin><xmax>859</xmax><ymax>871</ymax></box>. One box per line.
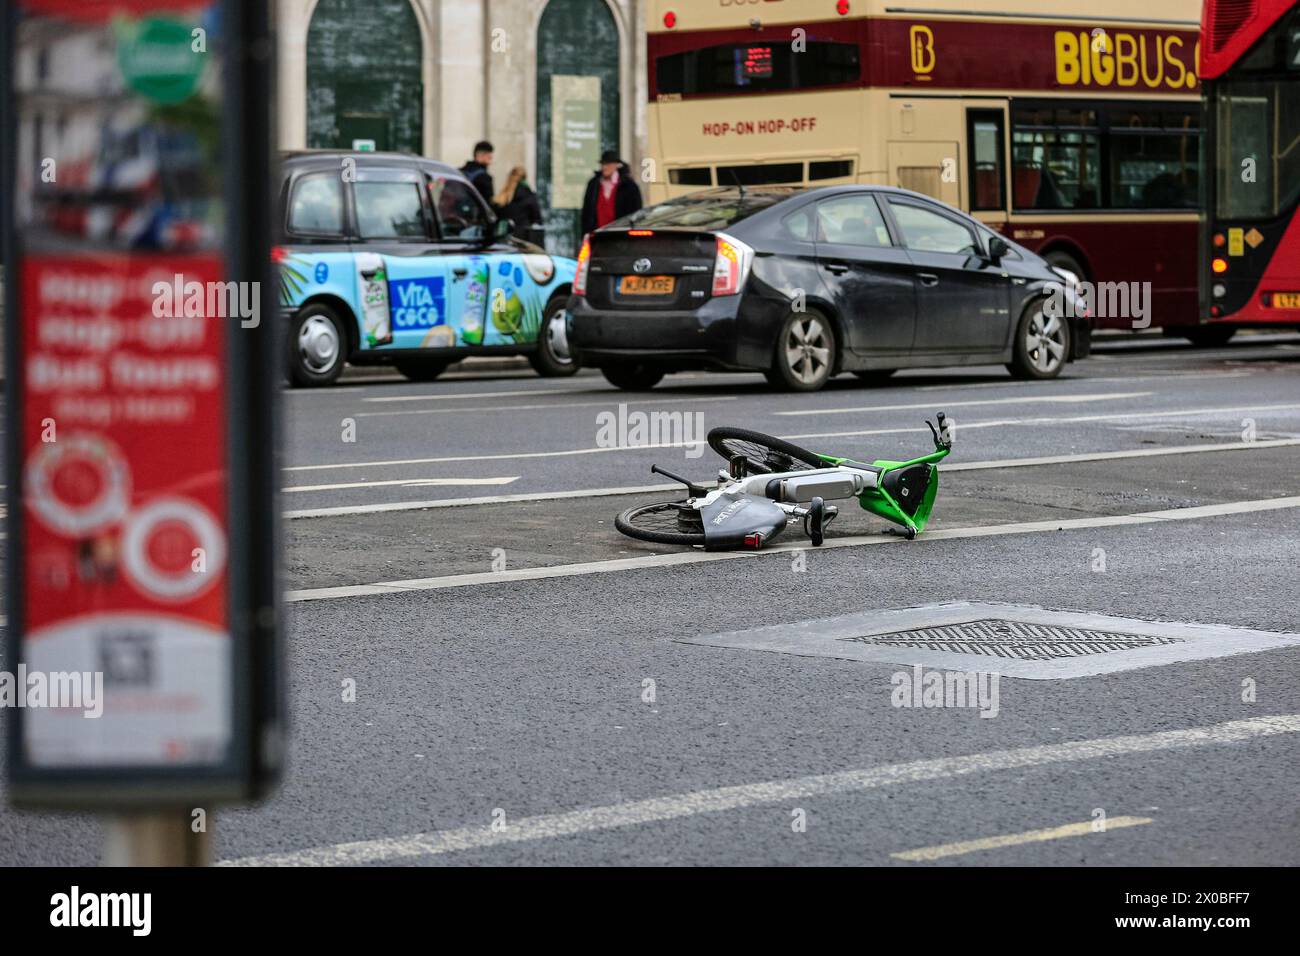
<box><xmin>840</xmin><ymin>619</ymin><xmax>1185</xmax><ymax>660</ymax></box>
<box><xmin>679</xmin><ymin>603</ymin><xmax>1300</xmax><ymax>681</ymax></box>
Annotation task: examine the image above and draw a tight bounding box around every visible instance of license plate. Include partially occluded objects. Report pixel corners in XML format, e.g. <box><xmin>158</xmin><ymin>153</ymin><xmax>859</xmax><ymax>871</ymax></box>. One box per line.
<box><xmin>619</xmin><ymin>275</ymin><xmax>675</xmax><ymax>296</ymax></box>
<box><xmin>1270</xmin><ymin>292</ymin><xmax>1300</xmax><ymax>309</ymax></box>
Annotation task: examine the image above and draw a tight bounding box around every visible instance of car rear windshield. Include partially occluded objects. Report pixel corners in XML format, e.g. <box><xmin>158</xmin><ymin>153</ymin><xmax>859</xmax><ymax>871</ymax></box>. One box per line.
<box><xmin>624</xmin><ymin>192</ymin><xmax>791</xmax><ymax>231</ymax></box>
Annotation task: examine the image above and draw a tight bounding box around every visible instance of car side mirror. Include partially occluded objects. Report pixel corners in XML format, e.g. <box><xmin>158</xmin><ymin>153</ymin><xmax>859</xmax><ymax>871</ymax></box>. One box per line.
<box><xmin>987</xmin><ymin>236</ymin><xmax>1009</xmax><ymax>264</ymax></box>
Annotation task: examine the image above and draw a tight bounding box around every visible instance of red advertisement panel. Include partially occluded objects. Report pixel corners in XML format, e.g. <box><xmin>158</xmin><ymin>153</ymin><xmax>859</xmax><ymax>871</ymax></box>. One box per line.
<box><xmin>19</xmin><ymin>253</ymin><xmax>232</xmax><ymax>765</ymax></box>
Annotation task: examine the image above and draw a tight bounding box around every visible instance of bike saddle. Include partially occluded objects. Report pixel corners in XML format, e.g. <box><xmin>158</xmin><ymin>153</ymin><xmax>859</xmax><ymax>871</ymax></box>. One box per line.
<box><xmin>880</xmin><ymin>463</ymin><xmax>933</xmax><ymax>518</ymax></box>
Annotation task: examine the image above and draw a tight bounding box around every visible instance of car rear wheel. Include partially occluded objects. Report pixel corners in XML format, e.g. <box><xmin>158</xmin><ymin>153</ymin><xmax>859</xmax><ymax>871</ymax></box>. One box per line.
<box><xmin>602</xmin><ymin>363</ymin><xmax>665</xmax><ymax>391</ymax></box>
<box><xmin>528</xmin><ymin>296</ymin><xmax>580</xmax><ymax>377</ymax></box>
<box><xmin>1008</xmin><ymin>299</ymin><xmax>1070</xmax><ymax>379</ymax></box>
<box><xmin>769</xmin><ymin>309</ymin><xmax>836</xmax><ymax>391</ymax></box>
<box><xmin>394</xmin><ymin>358</ymin><xmax>450</xmax><ymax>382</ymax></box>
<box><xmin>289</xmin><ymin>303</ymin><xmax>347</xmax><ymax>387</ymax></box>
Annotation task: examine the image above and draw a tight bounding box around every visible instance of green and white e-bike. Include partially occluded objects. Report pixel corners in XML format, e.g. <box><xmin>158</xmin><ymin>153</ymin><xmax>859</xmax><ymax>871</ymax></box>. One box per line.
<box><xmin>616</xmin><ymin>414</ymin><xmax>953</xmax><ymax>551</ymax></box>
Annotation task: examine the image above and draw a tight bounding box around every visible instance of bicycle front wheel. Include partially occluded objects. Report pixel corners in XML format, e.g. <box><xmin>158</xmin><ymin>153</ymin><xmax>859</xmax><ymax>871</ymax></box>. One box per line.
<box><xmin>615</xmin><ymin>501</ymin><xmax>706</xmax><ymax>546</ymax></box>
<box><xmin>707</xmin><ymin>427</ymin><xmax>826</xmax><ymax>474</ymax></box>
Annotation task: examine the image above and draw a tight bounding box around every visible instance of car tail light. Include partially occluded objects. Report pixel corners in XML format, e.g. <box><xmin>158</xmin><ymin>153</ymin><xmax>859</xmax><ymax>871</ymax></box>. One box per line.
<box><xmin>574</xmin><ymin>235</ymin><xmax>592</xmax><ymax>296</ymax></box>
<box><xmin>271</xmin><ymin>245</ymin><xmax>289</xmax><ymax>263</ymax></box>
<box><xmin>712</xmin><ymin>232</ymin><xmax>754</xmax><ymax>297</ymax></box>
<box><xmin>1212</xmin><ymin>257</ymin><xmax>1228</xmax><ymax>274</ymax></box>
<box><xmin>628</xmin><ymin>229</ymin><xmax>654</xmax><ymax>237</ymax></box>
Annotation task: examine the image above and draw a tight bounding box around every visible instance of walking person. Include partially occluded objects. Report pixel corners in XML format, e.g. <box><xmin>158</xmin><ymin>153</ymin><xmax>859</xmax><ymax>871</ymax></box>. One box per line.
<box><xmin>580</xmin><ymin>149</ymin><xmax>642</xmax><ymax>240</ymax></box>
<box><xmin>460</xmin><ymin>140</ymin><xmax>496</xmax><ymax>208</ymax></box>
<box><xmin>494</xmin><ymin>166</ymin><xmax>544</xmax><ymax>243</ymax></box>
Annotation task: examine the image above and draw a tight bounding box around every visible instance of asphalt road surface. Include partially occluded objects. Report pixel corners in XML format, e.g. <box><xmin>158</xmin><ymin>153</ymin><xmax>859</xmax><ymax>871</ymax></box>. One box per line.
<box><xmin>2</xmin><ymin>332</ymin><xmax>1300</xmax><ymax>865</ymax></box>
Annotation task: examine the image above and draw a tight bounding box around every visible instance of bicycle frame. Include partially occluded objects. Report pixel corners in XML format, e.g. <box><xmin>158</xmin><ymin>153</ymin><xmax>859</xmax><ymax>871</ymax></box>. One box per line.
<box><xmin>816</xmin><ymin>444</ymin><xmax>951</xmax><ymax>537</ymax></box>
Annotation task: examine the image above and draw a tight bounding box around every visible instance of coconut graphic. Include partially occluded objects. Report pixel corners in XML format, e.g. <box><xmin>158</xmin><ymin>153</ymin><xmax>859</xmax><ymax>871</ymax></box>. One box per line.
<box><xmin>521</xmin><ymin>254</ymin><xmax>555</xmax><ymax>284</ymax></box>
<box><xmin>421</xmin><ymin>325</ymin><xmax>456</xmax><ymax>348</ymax></box>
<box><xmin>491</xmin><ymin>290</ymin><xmax>525</xmax><ymax>338</ymax></box>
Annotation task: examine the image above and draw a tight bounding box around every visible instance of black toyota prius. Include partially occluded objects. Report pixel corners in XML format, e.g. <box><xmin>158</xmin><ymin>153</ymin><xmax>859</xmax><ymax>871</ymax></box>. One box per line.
<box><xmin>567</xmin><ymin>185</ymin><xmax>1092</xmax><ymax>391</ymax></box>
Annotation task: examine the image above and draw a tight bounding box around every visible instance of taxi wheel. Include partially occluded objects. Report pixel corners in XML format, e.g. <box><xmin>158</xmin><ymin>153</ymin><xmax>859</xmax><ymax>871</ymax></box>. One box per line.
<box><xmin>289</xmin><ymin>304</ymin><xmax>347</xmax><ymax>387</ymax></box>
<box><xmin>529</xmin><ymin>296</ymin><xmax>580</xmax><ymax>377</ymax></box>
<box><xmin>394</xmin><ymin>358</ymin><xmax>450</xmax><ymax>382</ymax></box>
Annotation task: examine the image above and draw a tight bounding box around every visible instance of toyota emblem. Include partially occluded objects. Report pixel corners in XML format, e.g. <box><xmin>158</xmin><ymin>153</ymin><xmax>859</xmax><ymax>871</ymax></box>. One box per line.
<box><xmin>633</xmin><ymin>257</ymin><xmax>652</xmax><ymax>274</ymax></box>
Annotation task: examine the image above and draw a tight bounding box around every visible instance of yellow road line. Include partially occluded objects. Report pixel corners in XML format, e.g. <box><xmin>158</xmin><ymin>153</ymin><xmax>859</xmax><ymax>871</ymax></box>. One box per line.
<box><xmin>892</xmin><ymin>815</ymin><xmax>1153</xmax><ymax>862</ymax></box>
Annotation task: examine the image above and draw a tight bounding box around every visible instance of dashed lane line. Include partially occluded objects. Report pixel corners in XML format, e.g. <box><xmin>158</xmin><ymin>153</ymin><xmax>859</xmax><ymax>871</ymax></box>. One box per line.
<box><xmin>355</xmin><ymin>395</ymin><xmax>735</xmax><ymax>418</ymax></box>
<box><xmin>220</xmin><ymin>716</ymin><xmax>1300</xmax><ymax>866</ymax></box>
<box><xmin>281</xmin><ymin>402</ymin><xmax>1300</xmax><ymax>473</ymax></box>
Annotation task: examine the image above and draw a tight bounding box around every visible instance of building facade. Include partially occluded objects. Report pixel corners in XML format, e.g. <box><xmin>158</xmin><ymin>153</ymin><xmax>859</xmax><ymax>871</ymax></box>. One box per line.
<box><xmin>276</xmin><ymin>0</ymin><xmax>649</xmax><ymax>253</ymax></box>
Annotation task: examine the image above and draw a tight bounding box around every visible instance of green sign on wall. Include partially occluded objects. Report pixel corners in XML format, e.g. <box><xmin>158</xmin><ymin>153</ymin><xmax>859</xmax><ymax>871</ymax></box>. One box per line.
<box><xmin>550</xmin><ymin>76</ymin><xmax>600</xmax><ymax>210</ymax></box>
<box><xmin>115</xmin><ymin>16</ymin><xmax>207</xmax><ymax>105</ymax></box>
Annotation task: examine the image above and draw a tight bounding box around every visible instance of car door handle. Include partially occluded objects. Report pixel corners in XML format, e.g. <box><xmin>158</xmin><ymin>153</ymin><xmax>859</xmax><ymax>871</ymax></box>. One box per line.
<box><xmin>917</xmin><ymin>273</ymin><xmax>940</xmax><ymax>287</ymax></box>
<box><xmin>452</xmin><ymin>267</ymin><xmax>468</xmax><ymax>279</ymax></box>
<box><xmin>822</xmin><ymin>261</ymin><xmax>849</xmax><ymax>275</ymax></box>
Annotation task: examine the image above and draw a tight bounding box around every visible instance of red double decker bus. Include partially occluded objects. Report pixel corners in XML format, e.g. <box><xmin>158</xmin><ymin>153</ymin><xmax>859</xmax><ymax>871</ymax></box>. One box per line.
<box><xmin>1201</xmin><ymin>0</ymin><xmax>1300</xmax><ymax>339</ymax></box>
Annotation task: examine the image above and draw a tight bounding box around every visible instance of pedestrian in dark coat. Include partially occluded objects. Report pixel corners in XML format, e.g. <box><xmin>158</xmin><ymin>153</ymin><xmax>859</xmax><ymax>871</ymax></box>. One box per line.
<box><xmin>495</xmin><ymin>166</ymin><xmax>544</xmax><ymax>243</ymax></box>
<box><xmin>580</xmin><ymin>149</ymin><xmax>643</xmax><ymax>238</ymax></box>
<box><xmin>460</xmin><ymin>140</ymin><xmax>496</xmax><ymax>208</ymax></box>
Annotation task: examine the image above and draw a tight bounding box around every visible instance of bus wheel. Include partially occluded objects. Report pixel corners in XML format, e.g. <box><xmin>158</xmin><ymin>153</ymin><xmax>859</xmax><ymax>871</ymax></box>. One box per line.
<box><xmin>1044</xmin><ymin>250</ymin><xmax>1086</xmax><ymax>287</ymax></box>
<box><xmin>1182</xmin><ymin>327</ymin><xmax>1237</xmax><ymax>348</ymax></box>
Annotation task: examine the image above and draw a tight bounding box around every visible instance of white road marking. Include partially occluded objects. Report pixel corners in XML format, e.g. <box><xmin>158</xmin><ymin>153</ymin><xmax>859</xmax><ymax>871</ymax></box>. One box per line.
<box><xmin>284</xmin><ymin>483</ymin><xmax>682</xmax><ymax>519</ymax></box>
<box><xmin>914</xmin><ymin>372</ymin><xmax>1252</xmax><ymax>390</ymax></box>
<box><xmin>284</xmin><ymin>476</ymin><xmax>519</xmax><ymax>494</ymax></box>
<box><xmin>785</xmin><ymin>403</ymin><xmax>1300</xmax><ymax>443</ymax></box>
<box><xmin>220</xmin><ymin>715</ymin><xmax>1300</xmax><ymax>866</ymax></box>
<box><xmin>943</xmin><ymin>437</ymin><xmax>1300</xmax><ymax>472</ymax></box>
<box><xmin>891</xmin><ymin>817</ymin><xmax>1153</xmax><ymax>861</ymax></box>
<box><xmin>775</xmin><ymin>392</ymin><xmax>1151</xmax><ymax>416</ymax></box>
<box><xmin>362</xmin><ymin>386</ymin><xmax>598</xmax><ymax>404</ymax></box>
<box><xmin>283</xmin><ymin>402</ymin><xmax>1300</xmax><ymax>473</ymax></box>
<box><xmin>284</xmin><ymin>494</ymin><xmax>1300</xmax><ymax>601</ymax></box>
<box><xmin>356</xmin><ymin>395</ymin><xmax>736</xmax><ymax>418</ymax></box>
<box><xmin>282</xmin><ymin>438</ymin><xmax>1300</xmax><ymax>519</ymax></box>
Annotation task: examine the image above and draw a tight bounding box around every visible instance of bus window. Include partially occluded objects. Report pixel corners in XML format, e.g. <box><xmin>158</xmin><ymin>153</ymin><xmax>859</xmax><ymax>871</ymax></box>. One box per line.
<box><xmin>1108</xmin><ymin>109</ymin><xmax>1201</xmax><ymax>210</ymax></box>
<box><xmin>668</xmin><ymin>167</ymin><xmax>712</xmax><ymax>187</ymax></box>
<box><xmin>1012</xmin><ymin>107</ymin><xmax>1101</xmax><ymax>210</ymax></box>
<box><xmin>967</xmin><ymin>109</ymin><xmax>1006</xmax><ymax>211</ymax></box>
<box><xmin>654</xmin><ymin>41</ymin><xmax>859</xmax><ymax>97</ymax></box>
<box><xmin>809</xmin><ymin>160</ymin><xmax>855</xmax><ymax>181</ymax></box>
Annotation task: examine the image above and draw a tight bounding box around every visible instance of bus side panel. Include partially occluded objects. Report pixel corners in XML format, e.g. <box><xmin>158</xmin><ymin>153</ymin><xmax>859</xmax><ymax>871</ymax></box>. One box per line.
<box><xmin>1010</xmin><ymin>218</ymin><xmax>1198</xmax><ymax>330</ymax></box>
